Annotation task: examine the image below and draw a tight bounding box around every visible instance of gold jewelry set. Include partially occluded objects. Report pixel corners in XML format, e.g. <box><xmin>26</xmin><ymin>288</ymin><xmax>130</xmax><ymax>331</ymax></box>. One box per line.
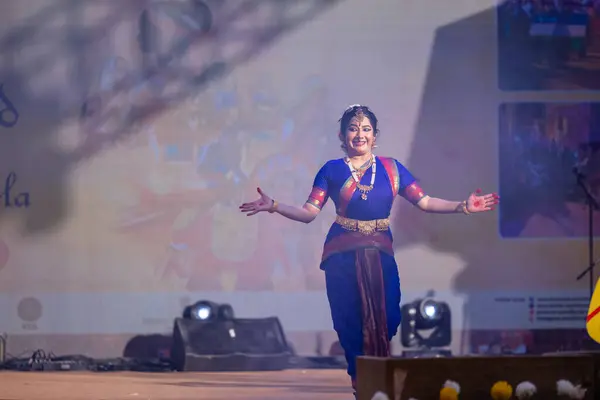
<box><xmin>461</xmin><ymin>200</ymin><xmax>470</xmax><ymax>215</ymax></box>
<box><xmin>356</xmin><ymin>184</ymin><xmax>373</xmax><ymax>200</ymax></box>
<box><xmin>355</xmin><ymin>160</ymin><xmax>372</xmax><ymax>190</ymax></box>
<box><xmin>335</xmin><ymin>215</ymin><xmax>389</xmax><ymax>236</ymax></box>
<box><xmin>266</xmin><ymin>151</ymin><xmax>470</xmax><ymax>231</ymax></box>
<box><xmin>335</xmin><ymin>199</ymin><xmax>469</xmax><ymax>237</ymax></box>
<box><xmin>354</xmin><ymin>162</ymin><xmax>370</xmax><ymax>180</ymax></box>
<box><xmin>346</xmin><ymin>155</ymin><xmax>376</xmax><ymax>200</ymax></box>
<box><xmin>268</xmin><ymin>200</ymin><xmax>279</xmax><ymax>213</ymax></box>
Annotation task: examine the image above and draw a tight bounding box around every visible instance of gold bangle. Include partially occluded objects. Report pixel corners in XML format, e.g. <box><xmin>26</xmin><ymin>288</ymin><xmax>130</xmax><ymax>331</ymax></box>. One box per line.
<box><xmin>461</xmin><ymin>200</ymin><xmax>470</xmax><ymax>215</ymax></box>
<box><xmin>268</xmin><ymin>200</ymin><xmax>278</xmax><ymax>214</ymax></box>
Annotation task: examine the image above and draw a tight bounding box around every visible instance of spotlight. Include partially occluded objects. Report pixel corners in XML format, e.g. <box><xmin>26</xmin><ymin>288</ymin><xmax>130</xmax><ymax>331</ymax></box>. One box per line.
<box><xmin>400</xmin><ymin>297</ymin><xmax>452</xmax><ymax>358</ymax></box>
<box><xmin>183</xmin><ymin>300</ymin><xmax>219</xmax><ymax>321</ymax></box>
<box><xmin>182</xmin><ymin>301</ymin><xmax>236</xmax><ymax>322</ymax></box>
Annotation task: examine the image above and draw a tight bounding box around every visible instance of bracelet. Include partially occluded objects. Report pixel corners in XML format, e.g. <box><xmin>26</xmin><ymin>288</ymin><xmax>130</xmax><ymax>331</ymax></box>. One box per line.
<box><xmin>268</xmin><ymin>200</ymin><xmax>279</xmax><ymax>214</ymax></box>
<box><xmin>461</xmin><ymin>200</ymin><xmax>470</xmax><ymax>215</ymax></box>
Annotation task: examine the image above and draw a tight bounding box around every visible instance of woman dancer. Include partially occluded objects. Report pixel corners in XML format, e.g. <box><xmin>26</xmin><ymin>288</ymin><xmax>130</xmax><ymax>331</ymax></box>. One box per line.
<box><xmin>240</xmin><ymin>105</ymin><xmax>499</xmax><ymax>394</ymax></box>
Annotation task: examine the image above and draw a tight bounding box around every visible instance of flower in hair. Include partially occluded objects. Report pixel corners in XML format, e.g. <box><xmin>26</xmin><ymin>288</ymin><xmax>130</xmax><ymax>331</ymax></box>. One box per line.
<box><xmin>346</xmin><ymin>104</ymin><xmax>361</xmax><ymax>111</ymax></box>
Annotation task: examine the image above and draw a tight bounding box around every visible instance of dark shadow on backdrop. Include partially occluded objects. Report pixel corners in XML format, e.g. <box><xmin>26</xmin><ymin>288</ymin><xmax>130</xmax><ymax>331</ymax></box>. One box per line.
<box><xmin>394</xmin><ymin>4</ymin><xmax>600</xmax><ymax>354</ymax></box>
<box><xmin>0</xmin><ymin>0</ymin><xmax>342</xmax><ymax>235</ymax></box>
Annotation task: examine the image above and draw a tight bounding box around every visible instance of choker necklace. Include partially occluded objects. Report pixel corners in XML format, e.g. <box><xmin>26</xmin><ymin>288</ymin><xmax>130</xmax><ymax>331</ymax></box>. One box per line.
<box><xmin>345</xmin><ymin>154</ymin><xmax>376</xmax><ymax>200</ymax></box>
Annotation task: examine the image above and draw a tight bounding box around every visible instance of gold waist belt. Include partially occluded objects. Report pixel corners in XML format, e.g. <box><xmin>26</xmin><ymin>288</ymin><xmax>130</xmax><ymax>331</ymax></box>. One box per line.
<box><xmin>335</xmin><ymin>215</ymin><xmax>390</xmax><ymax>236</ymax></box>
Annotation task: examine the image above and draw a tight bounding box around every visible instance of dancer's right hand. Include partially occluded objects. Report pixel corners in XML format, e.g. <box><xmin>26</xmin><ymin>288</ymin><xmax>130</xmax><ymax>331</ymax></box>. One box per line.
<box><xmin>239</xmin><ymin>187</ymin><xmax>274</xmax><ymax>216</ymax></box>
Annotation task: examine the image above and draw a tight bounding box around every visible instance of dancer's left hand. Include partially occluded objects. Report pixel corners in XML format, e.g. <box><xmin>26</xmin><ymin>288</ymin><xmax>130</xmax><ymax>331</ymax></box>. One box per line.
<box><xmin>467</xmin><ymin>189</ymin><xmax>499</xmax><ymax>213</ymax></box>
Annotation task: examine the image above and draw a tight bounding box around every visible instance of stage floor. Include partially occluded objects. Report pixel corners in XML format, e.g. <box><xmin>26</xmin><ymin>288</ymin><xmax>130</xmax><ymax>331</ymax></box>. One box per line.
<box><xmin>0</xmin><ymin>370</ymin><xmax>352</xmax><ymax>399</ymax></box>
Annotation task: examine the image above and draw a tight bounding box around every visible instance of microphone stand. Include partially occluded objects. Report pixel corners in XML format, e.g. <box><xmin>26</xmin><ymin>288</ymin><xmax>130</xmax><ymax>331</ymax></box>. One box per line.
<box><xmin>575</xmin><ymin>169</ymin><xmax>600</xmax><ymax>298</ymax></box>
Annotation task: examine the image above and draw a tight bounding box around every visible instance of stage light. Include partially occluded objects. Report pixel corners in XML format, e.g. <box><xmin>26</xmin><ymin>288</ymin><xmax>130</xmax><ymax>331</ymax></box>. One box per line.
<box><xmin>419</xmin><ymin>298</ymin><xmax>442</xmax><ymax>327</ymax></box>
<box><xmin>183</xmin><ymin>300</ymin><xmax>219</xmax><ymax>321</ymax></box>
<box><xmin>195</xmin><ymin>304</ymin><xmax>211</xmax><ymax>320</ymax></box>
<box><xmin>400</xmin><ymin>297</ymin><xmax>452</xmax><ymax>357</ymax></box>
<box><xmin>172</xmin><ymin>300</ymin><xmax>291</xmax><ymax>372</ymax></box>
<box><xmin>182</xmin><ymin>301</ymin><xmax>236</xmax><ymax>322</ymax></box>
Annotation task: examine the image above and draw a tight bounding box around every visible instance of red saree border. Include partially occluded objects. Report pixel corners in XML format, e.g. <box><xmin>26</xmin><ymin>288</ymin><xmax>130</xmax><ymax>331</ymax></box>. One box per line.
<box><xmin>378</xmin><ymin>156</ymin><xmax>400</xmax><ymax>197</ymax></box>
<box><xmin>403</xmin><ymin>182</ymin><xmax>426</xmax><ymax>205</ymax></box>
<box><xmin>307</xmin><ymin>186</ymin><xmax>328</xmax><ymax>210</ymax></box>
<box><xmin>337</xmin><ymin>175</ymin><xmax>357</xmax><ymax>217</ymax></box>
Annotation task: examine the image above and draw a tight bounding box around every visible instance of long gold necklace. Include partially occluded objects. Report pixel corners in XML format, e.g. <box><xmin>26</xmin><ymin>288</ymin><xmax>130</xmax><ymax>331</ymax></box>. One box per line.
<box><xmin>345</xmin><ymin>155</ymin><xmax>376</xmax><ymax>200</ymax></box>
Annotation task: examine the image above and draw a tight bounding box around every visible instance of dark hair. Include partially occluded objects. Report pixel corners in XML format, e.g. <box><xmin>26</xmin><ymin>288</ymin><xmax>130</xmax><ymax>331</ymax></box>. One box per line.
<box><xmin>339</xmin><ymin>105</ymin><xmax>379</xmax><ymax>135</ymax></box>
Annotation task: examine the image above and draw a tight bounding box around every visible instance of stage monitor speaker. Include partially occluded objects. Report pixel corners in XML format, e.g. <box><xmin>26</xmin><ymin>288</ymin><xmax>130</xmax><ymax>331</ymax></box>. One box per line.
<box><xmin>170</xmin><ymin>316</ymin><xmax>291</xmax><ymax>372</ymax></box>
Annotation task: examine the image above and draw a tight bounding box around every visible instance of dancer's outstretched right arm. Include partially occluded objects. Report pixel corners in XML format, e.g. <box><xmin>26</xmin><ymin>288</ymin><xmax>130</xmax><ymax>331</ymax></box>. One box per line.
<box><xmin>239</xmin><ymin>187</ymin><xmax>321</xmax><ymax>224</ymax></box>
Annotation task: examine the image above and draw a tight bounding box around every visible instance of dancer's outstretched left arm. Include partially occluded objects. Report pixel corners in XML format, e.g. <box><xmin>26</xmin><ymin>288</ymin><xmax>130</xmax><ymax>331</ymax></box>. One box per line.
<box><xmin>415</xmin><ymin>189</ymin><xmax>499</xmax><ymax>214</ymax></box>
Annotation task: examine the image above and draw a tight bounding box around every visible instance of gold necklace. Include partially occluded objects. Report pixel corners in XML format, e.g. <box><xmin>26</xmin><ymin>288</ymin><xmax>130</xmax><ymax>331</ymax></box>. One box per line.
<box><xmin>345</xmin><ymin>155</ymin><xmax>376</xmax><ymax>200</ymax></box>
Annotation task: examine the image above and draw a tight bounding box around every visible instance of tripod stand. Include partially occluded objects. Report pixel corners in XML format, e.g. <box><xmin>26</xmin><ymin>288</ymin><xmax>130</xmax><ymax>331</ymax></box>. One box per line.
<box><xmin>575</xmin><ymin>170</ymin><xmax>600</xmax><ymax>298</ymax></box>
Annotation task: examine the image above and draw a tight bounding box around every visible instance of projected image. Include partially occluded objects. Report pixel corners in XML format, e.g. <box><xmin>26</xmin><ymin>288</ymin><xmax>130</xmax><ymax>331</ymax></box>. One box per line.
<box><xmin>113</xmin><ymin>72</ymin><xmax>331</xmax><ymax>292</ymax></box>
<box><xmin>497</xmin><ymin>0</ymin><xmax>600</xmax><ymax>90</ymax></box>
<box><xmin>499</xmin><ymin>102</ymin><xmax>600</xmax><ymax>238</ymax></box>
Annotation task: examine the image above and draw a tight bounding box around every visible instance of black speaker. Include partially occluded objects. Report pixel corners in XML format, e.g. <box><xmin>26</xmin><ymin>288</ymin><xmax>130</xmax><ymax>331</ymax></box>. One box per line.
<box><xmin>170</xmin><ymin>317</ymin><xmax>291</xmax><ymax>371</ymax></box>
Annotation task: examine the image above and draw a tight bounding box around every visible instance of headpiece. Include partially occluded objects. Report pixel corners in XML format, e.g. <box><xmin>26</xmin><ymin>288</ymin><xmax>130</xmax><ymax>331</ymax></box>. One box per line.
<box><xmin>339</xmin><ymin>104</ymin><xmax>367</xmax><ymax>124</ymax></box>
<box><xmin>348</xmin><ymin>104</ymin><xmax>365</xmax><ymax>123</ymax></box>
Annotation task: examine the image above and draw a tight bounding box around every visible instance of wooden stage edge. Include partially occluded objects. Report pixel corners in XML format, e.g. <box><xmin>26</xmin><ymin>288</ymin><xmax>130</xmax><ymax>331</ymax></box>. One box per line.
<box><xmin>0</xmin><ymin>369</ymin><xmax>353</xmax><ymax>400</ymax></box>
<box><xmin>357</xmin><ymin>353</ymin><xmax>600</xmax><ymax>400</ymax></box>
<box><xmin>3</xmin><ymin>353</ymin><xmax>600</xmax><ymax>400</ymax></box>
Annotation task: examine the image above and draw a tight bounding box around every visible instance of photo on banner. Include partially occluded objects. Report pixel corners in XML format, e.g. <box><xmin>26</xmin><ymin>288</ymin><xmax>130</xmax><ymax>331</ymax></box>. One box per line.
<box><xmin>499</xmin><ymin>102</ymin><xmax>600</xmax><ymax>238</ymax></box>
<box><xmin>497</xmin><ymin>0</ymin><xmax>600</xmax><ymax>91</ymax></box>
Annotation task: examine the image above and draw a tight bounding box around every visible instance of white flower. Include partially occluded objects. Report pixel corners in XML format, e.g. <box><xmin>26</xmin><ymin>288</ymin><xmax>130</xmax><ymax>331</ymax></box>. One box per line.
<box><xmin>371</xmin><ymin>392</ymin><xmax>390</xmax><ymax>400</ymax></box>
<box><xmin>515</xmin><ymin>381</ymin><xmax>537</xmax><ymax>399</ymax></box>
<box><xmin>572</xmin><ymin>385</ymin><xmax>587</xmax><ymax>399</ymax></box>
<box><xmin>442</xmin><ymin>380</ymin><xmax>461</xmax><ymax>394</ymax></box>
<box><xmin>345</xmin><ymin>104</ymin><xmax>361</xmax><ymax>111</ymax></box>
<box><xmin>557</xmin><ymin>379</ymin><xmax>575</xmax><ymax>396</ymax></box>
<box><xmin>556</xmin><ymin>380</ymin><xmax>587</xmax><ymax>398</ymax></box>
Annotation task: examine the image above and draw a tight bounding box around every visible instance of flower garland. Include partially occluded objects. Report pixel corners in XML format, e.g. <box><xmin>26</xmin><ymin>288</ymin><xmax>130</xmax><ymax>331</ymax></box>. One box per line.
<box><xmin>399</xmin><ymin>378</ymin><xmax>586</xmax><ymax>400</ymax></box>
<box><xmin>492</xmin><ymin>379</ymin><xmax>587</xmax><ymax>399</ymax></box>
